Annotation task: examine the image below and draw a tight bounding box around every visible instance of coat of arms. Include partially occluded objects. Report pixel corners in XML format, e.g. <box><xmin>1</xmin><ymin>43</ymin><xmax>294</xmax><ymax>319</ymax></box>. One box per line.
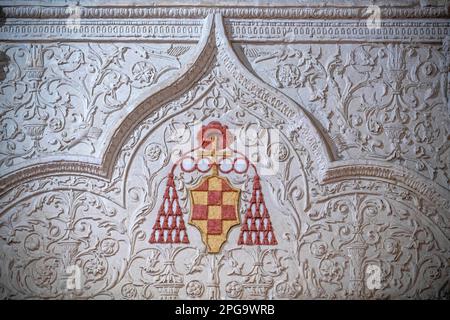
<box><xmin>149</xmin><ymin>121</ymin><xmax>277</xmax><ymax>253</ymax></box>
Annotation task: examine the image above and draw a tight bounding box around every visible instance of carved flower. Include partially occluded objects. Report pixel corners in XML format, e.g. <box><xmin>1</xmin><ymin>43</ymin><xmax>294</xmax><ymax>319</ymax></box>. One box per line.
<box><xmin>100</xmin><ymin>238</ymin><xmax>118</xmax><ymax>257</ymax></box>
<box><xmin>367</xmin><ymin>118</ymin><xmax>382</xmax><ymax>134</ymax></box>
<box><xmin>362</xmin><ymin>225</ymin><xmax>380</xmax><ymax>245</ymax></box>
<box><xmin>311</xmin><ymin>240</ymin><xmax>328</xmax><ymax>258</ymax></box>
<box><xmin>121</xmin><ymin>283</ymin><xmax>138</xmax><ymax>299</ymax></box>
<box><xmin>414</xmin><ymin>120</ymin><xmax>436</xmax><ymax>144</ymax></box>
<box><xmin>85</xmin><ymin>256</ymin><xmax>106</xmax><ymax>278</ymax></box>
<box><xmin>275</xmin><ymin>280</ymin><xmax>301</xmax><ymax>299</ymax></box>
<box><xmin>48</xmin><ymin>117</ymin><xmax>64</xmax><ymax>132</ymax></box>
<box><xmin>423</xmin><ymin>265</ymin><xmax>442</xmax><ymax>282</ymax></box>
<box><xmin>319</xmin><ymin>259</ymin><xmax>344</xmax><ymax>282</ymax></box>
<box><xmin>276</xmin><ymin>64</ymin><xmax>302</xmax><ymax>88</ymax></box>
<box><xmin>277</xmin><ymin>143</ymin><xmax>289</xmax><ymax>161</ymax></box>
<box><xmin>421</xmin><ymin>62</ymin><xmax>437</xmax><ymax>77</ymax></box>
<box><xmin>145</xmin><ymin>143</ymin><xmax>162</xmax><ymax>161</ymax></box>
<box><xmin>225</xmin><ymin>281</ymin><xmax>243</xmax><ymax>299</ymax></box>
<box><xmin>185</xmin><ymin>280</ymin><xmax>204</xmax><ymax>298</ymax></box>
<box><xmin>383</xmin><ymin>238</ymin><xmax>399</xmax><ymax>255</ymax></box>
<box><xmin>33</xmin><ymin>258</ymin><xmax>59</xmax><ymax>288</ymax></box>
<box><xmin>132</xmin><ymin>61</ymin><xmax>157</xmax><ymax>86</ymax></box>
<box><xmin>269</xmin><ymin>142</ymin><xmax>289</xmax><ymax>162</ymax></box>
<box><xmin>24</xmin><ymin>233</ymin><xmax>41</xmax><ymax>252</ymax></box>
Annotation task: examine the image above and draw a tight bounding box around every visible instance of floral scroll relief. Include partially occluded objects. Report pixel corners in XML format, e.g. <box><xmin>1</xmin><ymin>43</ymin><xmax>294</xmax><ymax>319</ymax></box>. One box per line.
<box><xmin>242</xmin><ymin>43</ymin><xmax>450</xmax><ymax>187</ymax></box>
<box><xmin>1</xmin><ymin>176</ymin><xmax>447</xmax><ymax>298</ymax></box>
<box><xmin>0</xmin><ymin>43</ymin><xmax>192</xmax><ymax>172</ymax></box>
<box><xmin>296</xmin><ymin>193</ymin><xmax>449</xmax><ymax>299</ymax></box>
<box><xmin>0</xmin><ymin>14</ymin><xmax>448</xmax><ymax>300</ymax></box>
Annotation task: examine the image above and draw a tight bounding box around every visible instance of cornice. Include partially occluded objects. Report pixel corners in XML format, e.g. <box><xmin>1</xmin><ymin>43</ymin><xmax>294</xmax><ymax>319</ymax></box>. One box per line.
<box><xmin>323</xmin><ymin>161</ymin><xmax>450</xmax><ymax>208</ymax></box>
<box><xmin>1</xmin><ymin>4</ymin><xmax>449</xmax><ymax>20</ymax></box>
<box><xmin>1</xmin><ymin>3</ymin><xmax>449</xmax><ymax>42</ymax></box>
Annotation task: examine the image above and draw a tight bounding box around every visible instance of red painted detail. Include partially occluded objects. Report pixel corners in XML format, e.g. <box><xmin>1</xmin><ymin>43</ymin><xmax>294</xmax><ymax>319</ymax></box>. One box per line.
<box><xmin>221</xmin><ymin>180</ymin><xmax>234</xmax><ymax>191</ymax></box>
<box><xmin>221</xmin><ymin>205</ymin><xmax>237</xmax><ymax>220</ymax></box>
<box><xmin>238</xmin><ymin>175</ymin><xmax>277</xmax><ymax>246</ymax></box>
<box><xmin>149</xmin><ymin>173</ymin><xmax>189</xmax><ymax>244</ymax></box>
<box><xmin>196</xmin><ymin>179</ymin><xmax>209</xmax><ymax>191</ymax></box>
<box><xmin>207</xmin><ymin>219</ymin><xmax>222</xmax><ymax>235</ymax></box>
<box><xmin>207</xmin><ymin>191</ymin><xmax>222</xmax><ymax>205</ymax></box>
<box><xmin>198</xmin><ymin>121</ymin><xmax>230</xmax><ymax>149</ymax></box>
<box><xmin>192</xmin><ymin>204</ymin><xmax>208</xmax><ymax>220</ymax></box>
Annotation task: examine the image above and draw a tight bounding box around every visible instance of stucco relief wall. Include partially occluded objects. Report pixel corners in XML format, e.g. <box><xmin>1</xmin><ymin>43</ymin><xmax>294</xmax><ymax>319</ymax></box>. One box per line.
<box><xmin>0</xmin><ymin>1</ymin><xmax>449</xmax><ymax>299</ymax></box>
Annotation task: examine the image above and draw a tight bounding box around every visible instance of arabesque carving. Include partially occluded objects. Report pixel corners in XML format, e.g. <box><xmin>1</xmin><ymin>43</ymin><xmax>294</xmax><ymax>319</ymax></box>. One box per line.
<box><xmin>0</xmin><ymin>3</ymin><xmax>449</xmax><ymax>299</ymax></box>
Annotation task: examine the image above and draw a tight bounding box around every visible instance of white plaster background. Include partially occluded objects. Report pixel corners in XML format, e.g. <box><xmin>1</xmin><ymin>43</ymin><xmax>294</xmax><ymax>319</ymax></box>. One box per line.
<box><xmin>0</xmin><ymin>1</ymin><xmax>449</xmax><ymax>299</ymax></box>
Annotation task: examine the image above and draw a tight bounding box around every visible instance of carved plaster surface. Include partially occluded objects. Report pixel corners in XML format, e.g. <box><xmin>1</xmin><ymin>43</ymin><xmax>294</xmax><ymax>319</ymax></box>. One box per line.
<box><xmin>0</xmin><ymin>1</ymin><xmax>449</xmax><ymax>299</ymax></box>
<box><xmin>0</xmin><ymin>42</ymin><xmax>194</xmax><ymax>175</ymax></box>
<box><xmin>238</xmin><ymin>42</ymin><xmax>450</xmax><ymax>187</ymax></box>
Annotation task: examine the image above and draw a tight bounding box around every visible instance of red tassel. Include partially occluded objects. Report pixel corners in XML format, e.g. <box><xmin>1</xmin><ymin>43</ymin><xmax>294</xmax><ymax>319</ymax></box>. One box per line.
<box><xmin>163</xmin><ymin>188</ymin><xmax>171</xmax><ymax>199</ymax></box>
<box><xmin>245</xmin><ymin>232</ymin><xmax>253</xmax><ymax>245</ymax></box>
<box><xmin>166</xmin><ymin>230</ymin><xmax>173</xmax><ymax>243</ymax></box>
<box><xmin>262</xmin><ymin>231</ymin><xmax>270</xmax><ymax>245</ymax></box>
<box><xmin>167</xmin><ymin>174</ymin><xmax>175</xmax><ymax>187</ymax></box>
<box><xmin>241</xmin><ymin>220</ymin><xmax>249</xmax><ymax>231</ymax></box>
<box><xmin>158</xmin><ymin>231</ymin><xmax>165</xmax><ymax>243</ymax></box>
<box><xmin>237</xmin><ymin>174</ymin><xmax>277</xmax><ymax>247</ymax></box>
<box><xmin>250</xmin><ymin>219</ymin><xmax>257</xmax><ymax>231</ymax></box>
<box><xmin>254</xmin><ymin>232</ymin><xmax>261</xmax><ymax>245</ymax></box>
<box><xmin>170</xmin><ymin>216</ymin><xmax>176</xmax><ymax>229</ymax></box>
<box><xmin>167</xmin><ymin>201</ymin><xmax>174</xmax><ymax>216</ymax></box>
<box><xmin>149</xmin><ymin>231</ymin><xmax>156</xmax><ymax>243</ymax></box>
<box><xmin>258</xmin><ymin>218</ymin><xmax>266</xmax><ymax>232</ymax></box>
<box><xmin>149</xmin><ymin>172</ymin><xmax>190</xmax><ymax>244</ymax></box>
<box><xmin>182</xmin><ymin>231</ymin><xmax>189</xmax><ymax>244</ymax></box>
<box><xmin>238</xmin><ymin>232</ymin><xmax>244</xmax><ymax>245</ymax></box>
<box><xmin>269</xmin><ymin>232</ymin><xmax>277</xmax><ymax>245</ymax></box>
<box><xmin>178</xmin><ymin>218</ymin><xmax>186</xmax><ymax>230</ymax></box>
<box><xmin>254</xmin><ymin>207</ymin><xmax>261</xmax><ymax>219</ymax></box>
<box><xmin>152</xmin><ymin>218</ymin><xmax>161</xmax><ymax>230</ymax></box>
<box><xmin>162</xmin><ymin>216</ymin><xmax>169</xmax><ymax>229</ymax></box>
<box><xmin>174</xmin><ymin>229</ymin><xmax>181</xmax><ymax>243</ymax></box>
<box><xmin>245</xmin><ymin>207</ymin><xmax>253</xmax><ymax>218</ymax></box>
<box><xmin>253</xmin><ymin>176</ymin><xmax>261</xmax><ymax>189</ymax></box>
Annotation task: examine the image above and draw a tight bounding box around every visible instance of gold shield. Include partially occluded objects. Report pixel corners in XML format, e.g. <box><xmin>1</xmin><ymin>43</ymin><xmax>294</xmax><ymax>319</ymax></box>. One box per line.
<box><xmin>188</xmin><ymin>174</ymin><xmax>240</xmax><ymax>253</ymax></box>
